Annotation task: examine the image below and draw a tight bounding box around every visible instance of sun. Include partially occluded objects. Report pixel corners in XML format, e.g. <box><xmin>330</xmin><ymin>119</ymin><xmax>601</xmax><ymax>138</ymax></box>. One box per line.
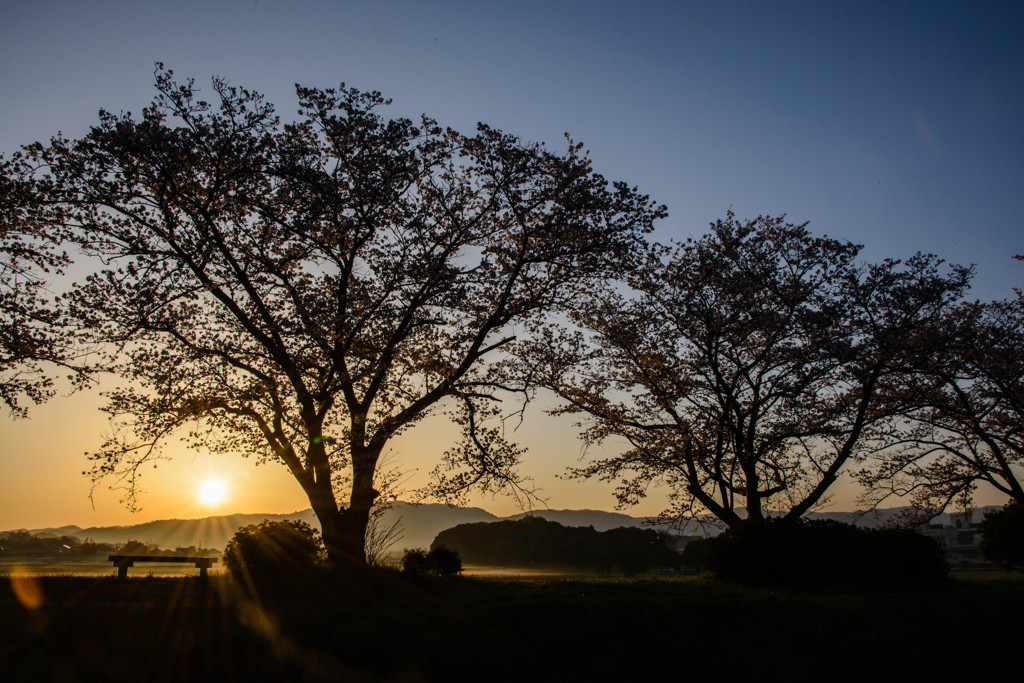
<box><xmin>198</xmin><ymin>478</ymin><xmax>227</xmax><ymax>506</ymax></box>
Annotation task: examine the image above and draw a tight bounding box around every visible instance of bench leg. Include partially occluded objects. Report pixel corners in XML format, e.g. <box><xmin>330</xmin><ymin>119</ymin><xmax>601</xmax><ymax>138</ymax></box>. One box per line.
<box><xmin>117</xmin><ymin>563</ymin><xmax>129</xmax><ymax>579</ymax></box>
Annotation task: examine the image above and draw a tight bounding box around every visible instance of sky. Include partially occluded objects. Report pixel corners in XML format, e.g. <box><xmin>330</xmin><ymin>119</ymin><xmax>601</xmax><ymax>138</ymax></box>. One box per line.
<box><xmin>1</xmin><ymin>0</ymin><xmax>1022</xmax><ymax>529</ymax></box>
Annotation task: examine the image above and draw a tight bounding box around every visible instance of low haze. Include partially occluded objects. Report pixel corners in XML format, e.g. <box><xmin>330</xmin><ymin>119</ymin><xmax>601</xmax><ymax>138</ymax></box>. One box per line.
<box><xmin>2</xmin><ymin>0</ymin><xmax>1022</xmax><ymax>529</ymax></box>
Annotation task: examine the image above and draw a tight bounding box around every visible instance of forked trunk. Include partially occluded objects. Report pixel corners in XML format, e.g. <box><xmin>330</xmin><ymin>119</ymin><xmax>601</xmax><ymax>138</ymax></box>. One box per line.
<box><xmin>315</xmin><ymin>442</ymin><xmax>382</xmax><ymax>567</ymax></box>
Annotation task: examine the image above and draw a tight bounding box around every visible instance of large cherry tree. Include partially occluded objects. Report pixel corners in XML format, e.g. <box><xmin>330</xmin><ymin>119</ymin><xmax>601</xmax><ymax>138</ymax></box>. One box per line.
<box><xmin>29</xmin><ymin>67</ymin><xmax>663</xmax><ymax>564</ymax></box>
<box><xmin>0</xmin><ymin>154</ymin><xmax>88</xmax><ymax>416</ymax></box>
<box><xmin>858</xmin><ymin>292</ymin><xmax>1024</xmax><ymax>515</ymax></box>
<box><xmin>531</xmin><ymin>213</ymin><xmax>970</xmax><ymax>527</ymax></box>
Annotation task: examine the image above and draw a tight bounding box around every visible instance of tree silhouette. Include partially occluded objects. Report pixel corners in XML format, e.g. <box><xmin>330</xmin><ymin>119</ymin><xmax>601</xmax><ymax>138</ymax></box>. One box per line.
<box><xmin>858</xmin><ymin>293</ymin><xmax>1024</xmax><ymax>516</ymax></box>
<box><xmin>530</xmin><ymin>213</ymin><xmax>970</xmax><ymax>526</ymax></box>
<box><xmin>25</xmin><ymin>66</ymin><xmax>662</xmax><ymax>564</ymax></box>
<box><xmin>979</xmin><ymin>502</ymin><xmax>1024</xmax><ymax>569</ymax></box>
<box><xmin>431</xmin><ymin>516</ymin><xmax>677</xmax><ymax>573</ymax></box>
<box><xmin>0</xmin><ymin>156</ymin><xmax>89</xmax><ymax>416</ymax></box>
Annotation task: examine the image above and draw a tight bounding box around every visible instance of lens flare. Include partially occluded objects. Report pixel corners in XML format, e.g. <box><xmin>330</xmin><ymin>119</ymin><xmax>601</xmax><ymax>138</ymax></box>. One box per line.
<box><xmin>11</xmin><ymin>572</ymin><xmax>43</xmax><ymax>610</ymax></box>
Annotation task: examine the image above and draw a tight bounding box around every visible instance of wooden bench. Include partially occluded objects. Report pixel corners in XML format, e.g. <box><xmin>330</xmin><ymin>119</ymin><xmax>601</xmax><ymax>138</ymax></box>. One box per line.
<box><xmin>108</xmin><ymin>554</ymin><xmax>219</xmax><ymax>579</ymax></box>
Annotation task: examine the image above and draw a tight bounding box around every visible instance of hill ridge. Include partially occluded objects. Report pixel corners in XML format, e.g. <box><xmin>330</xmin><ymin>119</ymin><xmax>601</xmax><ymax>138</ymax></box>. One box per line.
<box><xmin>5</xmin><ymin>503</ymin><xmax>998</xmax><ymax>552</ymax></box>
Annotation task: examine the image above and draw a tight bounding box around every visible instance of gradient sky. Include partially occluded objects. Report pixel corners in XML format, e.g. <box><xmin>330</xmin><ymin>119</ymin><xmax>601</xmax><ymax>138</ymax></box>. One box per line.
<box><xmin>2</xmin><ymin>1</ymin><xmax>1022</xmax><ymax>529</ymax></box>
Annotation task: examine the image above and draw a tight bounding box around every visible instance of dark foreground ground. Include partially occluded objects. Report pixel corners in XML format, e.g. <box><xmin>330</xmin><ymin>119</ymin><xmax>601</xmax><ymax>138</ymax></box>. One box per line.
<box><xmin>2</xmin><ymin>569</ymin><xmax>1021</xmax><ymax>682</ymax></box>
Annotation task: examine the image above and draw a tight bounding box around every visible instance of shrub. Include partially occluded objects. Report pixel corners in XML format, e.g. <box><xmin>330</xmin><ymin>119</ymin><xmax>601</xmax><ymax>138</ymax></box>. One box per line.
<box><xmin>223</xmin><ymin>519</ymin><xmax>324</xmax><ymax>582</ymax></box>
<box><xmin>680</xmin><ymin>537</ymin><xmax>715</xmax><ymax>571</ymax></box>
<box><xmin>401</xmin><ymin>546</ymin><xmax>463</xmax><ymax>576</ymax></box>
<box><xmin>428</xmin><ymin>546</ymin><xmax>463</xmax><ymax>576</ymax></box>
<box><xmin>980</xmin><ymin>503</ymin><xmax>1024</xmax><ymax>569</ymax></box>
<box><xmin>401</xmin><ymin>549</ymin><xmax>433</xmax><ymax>576</ymax></box>
<box><xmin>863</xmin><ymin>527</ymin><xmax>948</xmax><ymax>583</ymax></box>
<box><xmin>705</xmin><ymin>517</ymin><xmax>947</xmax><ymax>588</ymax></box>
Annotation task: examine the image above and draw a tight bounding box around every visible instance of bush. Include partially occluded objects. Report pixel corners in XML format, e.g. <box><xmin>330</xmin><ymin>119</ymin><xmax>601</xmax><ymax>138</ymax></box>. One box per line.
<box><xmin>401</xmin><ymin>546</ymin><xmax>463</xmax><ymax>576</ymax></box>
<box><xmin>401</xmin><ymin>549</ymin><xmax>432</xmax><ymax>576</ymax></box>
<box><xmin>428</xmin><ymin>546</ymin><xmax>463</xmax><ymax>576</ymax></box>
<box><xmin>980</xmin><ymin>503</ymin><xmax>1024</xmax><ymax>569</ymax></box>
<box><xmin>680</xmin><ymin>537</ymin><xmax>715</xmax><ymax>571</ymax></box>
<box><xmin>223</xmin><ymin>519</ymin><xmax>324</xmax><ymax>583</ymax></box>
<box><xmin>705</xmin><ymin>517</ymin><xmax>947</xmax><ymax>588</ymax></box>
<box><xmin>864</xmin><ymin>527</ymin><xmax>948</xmax><ymax>583</ymax></box>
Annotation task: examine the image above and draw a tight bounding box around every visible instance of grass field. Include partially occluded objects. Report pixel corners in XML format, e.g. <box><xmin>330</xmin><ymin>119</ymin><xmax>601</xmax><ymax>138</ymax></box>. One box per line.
<box><xmin>2</xmin><ymin>569</ymin><xmax>1021</xmax><ymax>682</ymax></box>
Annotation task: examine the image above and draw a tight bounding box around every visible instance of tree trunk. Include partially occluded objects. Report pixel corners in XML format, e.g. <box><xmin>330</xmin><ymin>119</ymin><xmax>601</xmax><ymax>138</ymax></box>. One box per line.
<box><xmin>317</xmin><ymin>442</ymin><xmax>382</xmax><ymax>567</ymax></box>
<box><xmin>323</xmin><ymin>508</ymin><xmax>370</xmax><ymax>567</ymax></box>
<box><xmin>741</xmin><ymin>455</ymin><xmax>764</xmax><ymax>523</ymax></box>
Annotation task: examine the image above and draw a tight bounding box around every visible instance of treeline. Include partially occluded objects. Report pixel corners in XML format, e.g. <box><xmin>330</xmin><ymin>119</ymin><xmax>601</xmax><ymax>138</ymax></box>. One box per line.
<box><xmin>431</xmin><ymin>517</ymin><xmax>679</xmax><ymax>575</ymax></box>
<box><xmin>0</xmin><ymin>531</ymin><xmax>216</xmax><ymax>558</ymax></box>
<box><xmin>0</xmin><ymin>531</ymin><xmax>113</xmax><ymax>557</ymax></box>
<box><xmin>681</xmin><ymin>518</ymin><xmax>948</xmax><ymax>587</ymax></box>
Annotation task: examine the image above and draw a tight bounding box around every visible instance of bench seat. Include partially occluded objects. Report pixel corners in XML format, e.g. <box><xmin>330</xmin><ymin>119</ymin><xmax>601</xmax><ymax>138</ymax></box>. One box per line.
<box><xmin>108</xmin><ymin>554</ymin><xmax>219</xmax><ymax>579</ymax></box>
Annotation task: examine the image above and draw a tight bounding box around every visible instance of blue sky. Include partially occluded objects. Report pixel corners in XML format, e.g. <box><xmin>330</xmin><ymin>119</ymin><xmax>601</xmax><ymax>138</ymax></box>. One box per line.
<box><xmin>3</xmin><ymin>0</ymin><xmax>1021</xmax><ymax>293</ymax></box>
<box><xmin>2</xmin><ymin>1</ymin><xmax>1022</xmax><ymax>526</ymax></box>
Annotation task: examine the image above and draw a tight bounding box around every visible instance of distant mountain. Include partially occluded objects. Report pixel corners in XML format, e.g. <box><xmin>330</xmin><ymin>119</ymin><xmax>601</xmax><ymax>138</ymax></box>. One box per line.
<box><xmin>379</xmin><ymin>502</ymin><xmax>497</xmax><ymax>550</ymax></box>
<box><xmin>29</xmin><ymin>525</ymin><xmax>85</xmax><ymax>537</ymax></box>
<box><xmin>14</xmin><ymin>502</ymin><xmax>496</xmax><ymax>551</ymax></box>
<box><xmin>15</xmin><ymin>504</ymin><xmax>659</xmax><ymax>551</ymax></box>
<box><xmin>26</xmin><ymin>511</ymin><xmax>318</xmax><ymax>550</ymax></box>
<box><xmin>7</xmin><ymin>504</ymin><xmax>1002</xmax><ymax>552</ymax></box>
